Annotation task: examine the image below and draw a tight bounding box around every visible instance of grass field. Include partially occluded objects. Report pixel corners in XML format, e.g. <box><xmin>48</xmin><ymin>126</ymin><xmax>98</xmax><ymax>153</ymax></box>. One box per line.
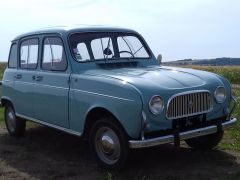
<box><xmin>0</xmin><ymin>63</ymin><xmax>7</xmax><ymax>80</ymax></box>
<box><xmin>220</xmin><ymin>86</ymin><xmax>240</xmax><ymax>151</ymax></box>
<box><xmin>179</xmin><ymin>66</ymin><xmax>240</xmax><ymax>152</ymax></box>
<box><xmin>0</xmin><ymin>108</ymin><xmax>3</xmax><ymax>124</ymax></box>
<box><xmin>182</xmin><ymin>65</ymin><xmax>240</xmax><ymax>84</ymax></box>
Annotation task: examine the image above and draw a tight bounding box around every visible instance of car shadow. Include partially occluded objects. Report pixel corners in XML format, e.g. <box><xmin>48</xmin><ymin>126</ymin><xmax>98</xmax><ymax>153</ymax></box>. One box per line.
<box><xmin>0</xmin><ymin>125</ymin><xmax>240</xmax><ymax>180</ymax></box>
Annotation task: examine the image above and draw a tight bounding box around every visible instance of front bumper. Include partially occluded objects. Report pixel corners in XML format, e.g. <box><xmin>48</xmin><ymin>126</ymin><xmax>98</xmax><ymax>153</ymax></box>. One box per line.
<box><xmin>129</xmin><ymin>117</ymin><xmax>237</xmax><ymax>148</ymax></box>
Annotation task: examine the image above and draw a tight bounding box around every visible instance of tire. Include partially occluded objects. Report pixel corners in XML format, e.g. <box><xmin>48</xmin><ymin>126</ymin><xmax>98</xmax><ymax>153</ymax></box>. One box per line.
<box><xmin>5</xmin><ymin>103</ymin><xmax>26</xmax><ymax>137</ymax></box>
<box><xmin>89</xmin><ymin>117</ymin><xmax>129</xmax><ymax>170</ymax></box>
<box><xmin>185</xmin><ymin>131</ymin><xmax>223</xmax><ymax>150</ymax></box>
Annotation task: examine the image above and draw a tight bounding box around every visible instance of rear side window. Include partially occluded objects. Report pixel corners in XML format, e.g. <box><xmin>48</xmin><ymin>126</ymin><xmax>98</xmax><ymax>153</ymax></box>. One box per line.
<box><xmin>42</xmin><ymin>37</ymin><xmax>67</xmax><ymax>71</ymax></box>
<box><xmin>20</xmin><ymin>39</ymin><xmax>39</xmax><ymax>69</ymax></box>
<box><xmin>8</xmin><ymin>44</ymin><xmax>17</xmax><ymax>68</ymax></box>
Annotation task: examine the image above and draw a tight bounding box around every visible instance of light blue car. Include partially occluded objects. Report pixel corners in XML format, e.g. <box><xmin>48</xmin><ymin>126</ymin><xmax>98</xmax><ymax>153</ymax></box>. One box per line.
<box><xmin>1</xmin><ymin>26</ymin><xmax>237</xmax><ymax>169</ymax></box>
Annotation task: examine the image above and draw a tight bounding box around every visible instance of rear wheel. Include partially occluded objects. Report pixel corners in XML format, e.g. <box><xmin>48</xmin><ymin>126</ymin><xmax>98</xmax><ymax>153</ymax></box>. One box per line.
<box><xmin>5</xmin><ymin>103</ymin><xmax>26</xmax><ymax>137</ymax></box>
<box><xmin>89</xmin><ymin>117</ymin><xmax>129</xmax><ymax>170</ymax></box>
<box><xmin>185</xmin><ymin>131</ymin><xmax>223</xmax><ymax>150</ymax></box>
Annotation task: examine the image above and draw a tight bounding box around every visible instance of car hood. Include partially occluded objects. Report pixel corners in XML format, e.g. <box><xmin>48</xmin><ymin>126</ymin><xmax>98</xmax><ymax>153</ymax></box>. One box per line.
<box><xmin>83</xmin><ymin>66</ymin><xmax>223</xmax><ymax>90</ymax></box>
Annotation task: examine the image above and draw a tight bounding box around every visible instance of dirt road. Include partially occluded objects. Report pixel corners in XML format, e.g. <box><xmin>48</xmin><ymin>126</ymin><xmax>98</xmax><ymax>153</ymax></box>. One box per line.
<box><xmin>0</xmin><ymin>125</ymin><xmax>240</xmax><ymax>180</ymax></box>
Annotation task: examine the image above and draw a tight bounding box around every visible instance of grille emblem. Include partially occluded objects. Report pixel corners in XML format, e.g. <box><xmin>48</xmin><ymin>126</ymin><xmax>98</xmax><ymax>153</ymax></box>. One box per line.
<box><xmin>188</xmin><ymin>100</ymin><xmax>193</xmax><ymax>109</ymax></box>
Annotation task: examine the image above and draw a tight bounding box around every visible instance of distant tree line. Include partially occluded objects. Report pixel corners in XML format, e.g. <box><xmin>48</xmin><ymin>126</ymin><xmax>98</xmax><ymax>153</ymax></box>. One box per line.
<box><xmin>163</xmin><ymin>58</ymin><xmax>240</xmax><ymax>66</ymax></box>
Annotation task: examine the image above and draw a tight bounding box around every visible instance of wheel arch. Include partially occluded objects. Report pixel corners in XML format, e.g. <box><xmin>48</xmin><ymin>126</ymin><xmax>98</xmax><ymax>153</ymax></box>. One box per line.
<box><xmin>1</xmin><ymin>97</ymin><xmax>14</xmax><ymax>107</ymax></box>
<box><xmin>83</xmin><ymin>107</ymin><xmax>129</xmax><ymax>139</ymax></box>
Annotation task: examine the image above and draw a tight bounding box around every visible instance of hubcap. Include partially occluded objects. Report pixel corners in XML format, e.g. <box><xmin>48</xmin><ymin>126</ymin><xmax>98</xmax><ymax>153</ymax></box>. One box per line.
<box><xmin>101</xmin><ymin>134</ymin><xmax>115</xmax><ymax>154</ymax></box>
<box><xmin>6</xmin><ymin>107</ymin><xmax>16</xmax><ymax>133</ymax></box>
<box><xmin>95</xmin><ymin>127</ymin><xmax>120</xmax><ymax>165</ymax></box>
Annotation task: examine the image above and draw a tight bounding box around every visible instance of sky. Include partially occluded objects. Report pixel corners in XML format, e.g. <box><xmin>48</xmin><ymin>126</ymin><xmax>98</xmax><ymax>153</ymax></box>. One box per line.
<box><xmin>0</xmin><ymin>0</ymin><xmax>239</xmax><ymax>62</ymax></box>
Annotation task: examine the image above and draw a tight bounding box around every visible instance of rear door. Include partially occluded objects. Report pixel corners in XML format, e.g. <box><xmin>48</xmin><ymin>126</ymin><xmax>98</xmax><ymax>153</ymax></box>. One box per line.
<box><xmin>2</xmin><ymin>43</ymin><xmax>18</xmax><ymax>105</ymax></box>
<box><xmin>14</xmin><ymin>38</ymin><xmax>39</xmax><ymax>117</ymax></box>
<box><xmin>33</xmin><ymin>36</ymin><xmax>70</xmax><ymax>128</ymax></box>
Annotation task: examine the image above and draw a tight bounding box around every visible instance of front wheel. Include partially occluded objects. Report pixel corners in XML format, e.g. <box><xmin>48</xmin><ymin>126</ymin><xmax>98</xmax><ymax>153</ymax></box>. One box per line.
<box><xmin>5</xmin><ymin>103</ymin><xmax>26</xmax><ymax>137</ymax></box>
<box><xmin>185</xmin><ymin>131</ymin><xmax>223</xmax><ymax>150</ymax></box>
<box><xmin>89</xmin><ymin>117</ymin><xmax>129</xmax><ymax>170</ymax></box>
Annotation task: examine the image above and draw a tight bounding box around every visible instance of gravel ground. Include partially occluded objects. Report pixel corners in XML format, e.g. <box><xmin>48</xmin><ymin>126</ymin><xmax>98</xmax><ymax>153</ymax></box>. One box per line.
<box><xmin>0</xmin><ymin>125</ymin><xmax>240</xmax><ymax>180</ymax></box>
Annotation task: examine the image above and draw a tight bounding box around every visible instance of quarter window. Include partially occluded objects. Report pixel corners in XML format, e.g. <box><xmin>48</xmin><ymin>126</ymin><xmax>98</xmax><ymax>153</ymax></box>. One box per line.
<box><xmin>20</xmin><ymin>39</ymin><xmax>39</xmax><ymax>69</ymax></box>
<box><xmin>42</xmin><ymin>37</ymin><xmax>67</xmax><ymax>71</ymax></box>
<box><xmin>8</xmin><ymin>44</ymin><xmax>17</xmax><ymax>68</ymax></box>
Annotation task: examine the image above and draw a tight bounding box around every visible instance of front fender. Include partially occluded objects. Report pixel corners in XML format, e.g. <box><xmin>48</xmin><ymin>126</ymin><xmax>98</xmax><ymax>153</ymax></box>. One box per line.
<box><xmin>68</xmin><ymin>74</ymin><xmax>143</xmax><ymax>139</ymax></box>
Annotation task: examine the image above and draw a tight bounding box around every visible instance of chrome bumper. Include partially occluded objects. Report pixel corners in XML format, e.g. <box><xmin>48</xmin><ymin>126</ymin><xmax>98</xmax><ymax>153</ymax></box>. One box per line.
<box><xmin>129</xmin><ymin>118</ymin><xmax>237</xmax><ymax>149</ymax></box>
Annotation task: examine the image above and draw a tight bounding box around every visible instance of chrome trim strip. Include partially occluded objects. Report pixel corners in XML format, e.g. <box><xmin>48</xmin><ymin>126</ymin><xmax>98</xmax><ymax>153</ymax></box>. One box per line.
<box><xmin>35</xmin><ymin>83</ymin><xmax>69</xmax><ymax>90</ymax></box>
<box><xmin>16</xmin><ymin>113</ymin><xmax>81</xmax><ymax>137</ymax></box>
<box><xmin>15</xmin><ymin>81</ymin><xmax>69</xmax><ymax>90</ymax></box>
<box><xmin>15</xmin><ymin>81</ymin><xmax>34</xmax><ymax>85</ymax></box>
<box><xmin>129</xmin><ymin>118</ymin><xmax>237</xmax><ymax>149</ymax></box>
<box><xmin>166</xmin><ymin>90</ymin><xmax>213</xmax><ymax>120</ymax></box>
<box><xmin>71</xmin><ymin>88</ymin><xmax>134</xmax><ymax>102</ymax></box>
<box><xmin>3</xmin><ymin>80</ymin><xmax>12</xmax><ymax>83</ymax></box>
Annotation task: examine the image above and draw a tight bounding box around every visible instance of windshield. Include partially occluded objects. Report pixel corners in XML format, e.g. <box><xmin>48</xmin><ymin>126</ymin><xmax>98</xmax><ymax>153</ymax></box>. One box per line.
<box><xmin>69</xmin><ymin>32</ymin><xmax>150</xmax><ymax>62</ymax></box>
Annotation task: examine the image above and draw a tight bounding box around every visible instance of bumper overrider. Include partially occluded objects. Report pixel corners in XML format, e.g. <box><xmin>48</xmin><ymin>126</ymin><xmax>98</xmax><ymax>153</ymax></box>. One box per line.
<box><xmin>129</xmin><ymin>96</ymin><xmax>238</xmax><ymax>149</ymax></box>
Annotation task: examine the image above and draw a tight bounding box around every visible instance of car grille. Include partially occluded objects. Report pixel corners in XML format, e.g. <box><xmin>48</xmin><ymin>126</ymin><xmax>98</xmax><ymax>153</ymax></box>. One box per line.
<box><xmin>166</xmin><ymin>91</ymin><xmax>213</xmax><ymax>120</ymax></box>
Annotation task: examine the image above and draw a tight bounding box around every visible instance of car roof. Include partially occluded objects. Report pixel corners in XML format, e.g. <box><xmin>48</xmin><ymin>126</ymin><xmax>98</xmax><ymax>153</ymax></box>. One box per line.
<box><xmin>12</xmin><ymin>25</ymin><xmax>137</xmax><ymax>41</ymax></box>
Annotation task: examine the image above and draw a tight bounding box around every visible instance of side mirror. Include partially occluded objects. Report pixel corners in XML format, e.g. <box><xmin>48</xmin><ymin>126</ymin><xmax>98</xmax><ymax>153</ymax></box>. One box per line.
<box><xmin>157</xmin><ymin>54</ymin><xmax>162</xmax><ymax>65</ymax></box>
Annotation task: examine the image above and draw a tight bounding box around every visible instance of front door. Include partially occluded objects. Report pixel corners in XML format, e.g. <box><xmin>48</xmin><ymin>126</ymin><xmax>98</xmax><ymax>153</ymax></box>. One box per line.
<box><xmin>34</xmin><ymin>36</ymin><xmax>70</xmax><ymax>128</ymax></box>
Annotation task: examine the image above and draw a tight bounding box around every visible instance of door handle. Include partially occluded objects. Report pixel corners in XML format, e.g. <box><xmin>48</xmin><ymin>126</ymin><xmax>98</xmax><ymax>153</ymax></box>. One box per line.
<box><xmin>32</xmin><ymin>75</ymin><xmax>36</xmax><ymax>80</ymax></box>
<box><xmin>36</xmin><ymin>76</ymin><xmax>43</xmax><ymax>81</ymax></box>
<box><xmin>14</xmin><ymin>74</ymin><xmax>22</xmax><ymax>79</ymax></box>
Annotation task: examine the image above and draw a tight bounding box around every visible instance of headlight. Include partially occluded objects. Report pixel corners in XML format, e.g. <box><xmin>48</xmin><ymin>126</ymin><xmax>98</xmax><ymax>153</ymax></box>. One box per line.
<box><xmin>149</xmin><ymin>96</ymin><xmax>164</xmax><ymax>115</ymax></box>
<box><xmin>214</xmin><ymin>86</ymin><xmax>226</xmax><ymax>103</ymax></box>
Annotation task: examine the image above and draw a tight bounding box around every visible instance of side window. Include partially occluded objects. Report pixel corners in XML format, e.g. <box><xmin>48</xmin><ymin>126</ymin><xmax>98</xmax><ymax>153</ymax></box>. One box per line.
<box><xmin>42</xmin><ymin>37</ymin><xmax>67</xmax><ymax>71</ymax></box>
<box><xmin>8</xmin><ymin>44</ymin><xmax>17</xmax><ymax>68</ymax></box>
<box><xmin>74</xmin><ymin>43</ymin><xmax>90</xmax><ymax>61</ymax></box>
<box><xmin>20</xmin><ymin>39</ymin><xmax>39</xmax><ymax>69</ymax></box>
<box><xmin>20</xmin><ymin>42</ymin><xmax>28</xmax><ymax>69</ymax></box>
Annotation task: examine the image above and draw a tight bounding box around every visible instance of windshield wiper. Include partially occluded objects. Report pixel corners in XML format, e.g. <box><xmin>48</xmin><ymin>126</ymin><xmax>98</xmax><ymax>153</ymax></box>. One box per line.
<box><xmin>121</xmin><ymin>36</ymin><xmax>134</xmax><ymax>56</ymax></box>
<box><xmin>133</xmin><ymin>46</ymin><xmax>144</xmax><ymax>56</ymax></box>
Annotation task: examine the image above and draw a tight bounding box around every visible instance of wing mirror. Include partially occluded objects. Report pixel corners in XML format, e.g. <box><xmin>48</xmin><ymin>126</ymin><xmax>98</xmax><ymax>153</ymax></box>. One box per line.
<box><xmin>157</xmin><ymin>54</ymin><xmax>162</xmax><ymax>65</ymax></box>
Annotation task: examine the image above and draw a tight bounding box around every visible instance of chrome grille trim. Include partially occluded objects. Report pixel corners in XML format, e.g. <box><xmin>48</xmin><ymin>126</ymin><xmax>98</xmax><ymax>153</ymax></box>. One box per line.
<box><xmin>166</xmin><ymin>90</ymin><xmax>213</xmax><ymax>120</ymax></box>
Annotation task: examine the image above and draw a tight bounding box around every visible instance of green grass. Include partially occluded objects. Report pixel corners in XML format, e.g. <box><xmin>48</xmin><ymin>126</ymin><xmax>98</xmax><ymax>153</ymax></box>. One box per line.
<box><xmin>181</xmin><ymin>66</ymin><xmax>240</xmax><ymax>152</ymax></box>
<box><xmin>0</xmin><ymin>62</ymin><xmax>7</xmax><ymax>80</ymax></box>
<box><xmin>0</xmin><ymin>108</ymin><xmax>4</xmax><ymax>126</ymax></box>
<box><xmin>183</xmin><ymin>66</ymin><xmax>240</xmax><ymax>84</ymax></box>
<box><xmin>220</xmin><ymin>86</ymin><xmax>240</xmax><ymax>151</ymax></box>
<box><xmin>184</xmin><ymin>66</ymin><xmax>240</xmax><ymax>151</ymax></box>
